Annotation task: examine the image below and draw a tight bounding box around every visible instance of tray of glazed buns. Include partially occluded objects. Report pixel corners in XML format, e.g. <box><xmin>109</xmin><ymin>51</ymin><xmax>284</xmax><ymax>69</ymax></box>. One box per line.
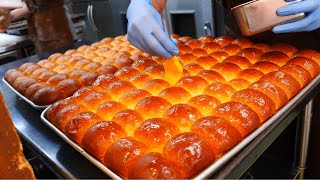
<box><xmin>3</xmin><ymin>35</ymin><xmax>150</xmax><ymax>109</ymax></box>
<box><xmin>6</xmin><ymin>33</ymin><xmax>320</xmax><ymax>178</ymax></box>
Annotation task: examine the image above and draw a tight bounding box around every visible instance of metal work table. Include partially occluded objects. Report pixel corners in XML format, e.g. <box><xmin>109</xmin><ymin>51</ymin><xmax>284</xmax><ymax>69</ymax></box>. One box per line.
<box><xmin>0</xmin><ymin>43</ymin><xmax>318</xmax><ymax>179</ymax></box>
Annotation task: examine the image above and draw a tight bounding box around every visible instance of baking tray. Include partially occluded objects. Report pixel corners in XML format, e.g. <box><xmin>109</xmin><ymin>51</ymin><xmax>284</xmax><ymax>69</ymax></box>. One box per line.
<box><xmin>40</xmin><ymin>74</ymin><xmax>320</xmax><ymax>179</ymax></box>
<box><xmin>2</xmin><ymin>77</ymin><xmax>49</xmax><ymax>110</ymax></box>
<box><xmin>40</xmin><ymin>108</ymin><xmax>122</xmax><ymax>180</ymax></box>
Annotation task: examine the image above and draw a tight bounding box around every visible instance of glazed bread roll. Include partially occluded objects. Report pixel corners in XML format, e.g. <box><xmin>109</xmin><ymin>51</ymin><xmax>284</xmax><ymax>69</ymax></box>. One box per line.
<box><xmin>10</xmin><ymin>34</ymin><xmax>318</xmax><ymax>179</ymax></box>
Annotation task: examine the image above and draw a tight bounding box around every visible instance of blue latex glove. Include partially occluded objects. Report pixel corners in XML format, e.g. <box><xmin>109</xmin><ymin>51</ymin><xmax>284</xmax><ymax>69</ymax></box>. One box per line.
<box><xmin>273</xmin><ymin>0</ymin><xmax>320</xmax><ymax>33</ymax></box>
<box><xmin>126</xmin><ymin>0</ymin><xmax>179</xmax><ymax>58</ymax></box>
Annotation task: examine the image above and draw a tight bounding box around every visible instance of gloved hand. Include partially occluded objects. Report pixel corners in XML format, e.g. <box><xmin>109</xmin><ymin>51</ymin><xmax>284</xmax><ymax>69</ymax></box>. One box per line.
<box><xmin>126</xmin><ymin>0</ymin><xmax>179</xmax><ymax>58</ymax></box>
<box><xmin>273</xmin><ymin>0</ymin><xmax>320</xmax><ymax>33</ymax></box>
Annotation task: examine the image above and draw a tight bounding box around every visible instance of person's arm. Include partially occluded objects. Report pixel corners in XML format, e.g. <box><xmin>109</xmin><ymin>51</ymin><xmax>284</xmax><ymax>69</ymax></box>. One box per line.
<box><xmin>0</xmin><ymin>3</ymin><xmax>29</xmax><ymax>32</ymax></box>
<box><xmin>273</xmin><ymin>0</ymin><xmax>320</xmax><ymax>33</ymax></box>
<box><xmin>126</xmin><ymin>0</ymin><xmax>178</xmax><ymax>58</ymax></box>
<box><xmin>10</xmin><ymin>2</ymin><xmax>29</xmax><ymax>21</ymax></box>
<box><xmin>0</xmin><ymin>9</ymin><xmax>10</xmax><ymax>32</ymax></box>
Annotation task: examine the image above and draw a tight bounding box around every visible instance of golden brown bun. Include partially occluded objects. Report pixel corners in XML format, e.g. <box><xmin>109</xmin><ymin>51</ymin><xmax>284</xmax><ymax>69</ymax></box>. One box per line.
<box><xmin>269</xmin><ymin>43</ymin><xmax>297</xmax><ymax>57</ymax></box>
<box><xmin>119</xmin><ymin>89</ymin><xmax>152</xmax><ymax>109</ymax></box>
<box><xmin>213</xmin><ymin>102</ymin><xmax>260</xmax><ymax>137</ymax></box>
<box><xmin>159</xmin><ymin>87</ymin><xmax>192</xmax><ymax>104</ymax></box>
<box><xmin>92</xmin><ymin>74</ymin><xmax>120</xmax><ymax>90</ymax></box>
<box><xmin>294</xmin><ymin>49</ymin><xmax>320</xmax><ymax>63</ymax></box>
<box><xmin>176</xmin><ymin>76</ymin><xmax>209</xmax><ymax>95</ymax></box>
<box><xmin>200</xmin><ymin>42</ymin><xmax>220</xmax><ymax>54</ymax></box>
<box><xmin>223</xmin><ymin>55</ymin><xmax>251</xmax><ymax>69</ymax></box>
<box><xmin>176</xmin><ymin>53</ymin><xmax>197</xmax><ymax>65</ymax></box>
<box><xmin>48</xmin><ymin>53</ymin><xmax>63</xmax><ymax>61</ymax></box>
<box><xmin>203</xmin><ymin>82</ymin><xmax>236</xmax><ymax>103</ymax></box>
<box><xmin>186</xmin><ymin>39</ymin><xmax>202</xmax><ymax>48</ymax></box>
<box><xmin>237</xmin><ymin>48</ymin><xmax>263</xmax><ymax>64</ymax></box>
<box><xmin>100</xmin><ymin>58</ymin><xmax>116</xmax><ymax>65</ymax></box>
<box><xmin>105</xmin><ymin>137</ymin><xmax>149</xmax><ymax>178</ymax></box>
<box><xmin>211</xmin><ymin>62</ymin><xmax>242</xmax><ymax>81</ymax></box>
<box><xmin>4</xmin><ymin>69</ymin><xmax>25</xmax><ymax>84</ymax></box>
<box><xmin>219</xmin><ymin>44</ymin><xmax>242</xmax><ymax>56</ymax></box>
<box><xmin>134</xmin><ymin>118</ymin><xmax>180</xmax><ymax>148</ymax></box>
<box><xmin>106</xmin><ymin>80</ymin><xmax>136</xmax><ymax>100</ymax></box>
<box><xmin>38</xmin><ymin>71</ymin><xmax>57</xmax><ymax>82</ymax></box>
<box><xmin>184</xmin><ymin>63</ymin><xmax>205</xmax><ymax>75</ymax></box>
<box><xmin>57</xmin><ymin>78</ymin><xmax>81</xmax><ymax>99</ymax></box>
<box><xmin>131</xmin><ymin>58</ymin><xmax>157</xmax><ymax>71</ymax></box>
<box><xmin>145</xmin><ymin>64</ymin><xmax>165</xmax><ymax>79</ymax></box>
<box><xmin>97</xmin><ymin>64</ymin><xmax>119</xmax><ymax>75</ymax></box>
<box><xmin>78</xmin><ymin>72</ymin><xmax>99</xmax><ymax>86</ymax></box>
<box><xmin>248</xmin><ymin>80</ymin><xmax>288</xmax><ymax>110</ymax></box>
<box><xmin>280</xmin><ymin>64</ymin><xmax>312</xmax><ymax>88</ymax></box>
<box><xmin>83</xmin><ymin>62</ymin><xmax>102</xmax><ymax>72</ymax></box>
<box><xmin>251</xmin><ymin>43</ymin><xmax>270</xmax><ymax>52</ymax></box>
<box><xmin>82</xmin><ymin>121</ymin><xmax>126</xmax><ymax>162</ymax></box>
<box><xmin>30</xmin><ymin>68</ymin><xmax>49</xmax><ymax>79</ymax></box>
<box><xmin>32</xmin><ymin>86</ymin><xmax>61</xmax><ymax>105</ymax></box>
<box><xmin>287</xmin><ymin>57</ymin><xmax>320</xmax><ymax>78</ymax></box>
<box><xmin>237</xmin><ymin>69</ymin><xmax>264</xmax><ymax>83</ymax></box>
<box><xmin>151</xmin><ymin>56</ymin><xmax>167</xmax><ymax>64</ymax></box>
<box><xmin>178</xmin><ymin>36</ymin><xmax>193</xmax><ymax>43</ymax></box>
<box><xmin>16</xmin><ymin>77</ymin><xmax>38</xmax><ymax>95</ymax></box>
<box><xmin>163</xmin><ymin>132</ymin><xmax>215</xmax><ymax>178</ymax></box>
<box><xmin>214</xmin><ymin>36</ymin><xmax>233</xmax><ymax>46</ymax></box>
<box><xmin>47</xmin><ymin>73</ymin><xmax>69</xmax><ymax>86</ymax></box>
<box><xmin>81</xmin><ymin>91</ymin><xmax>111</xmax><ymax>112</ymax></box>
<box><xmin>250</xmin><ymin>61</ymin><xmax>280</xmax><ymax>74</ymax></box>
<box><xmin>25</xmin><ymin>82</ymin><xmax>47</xmax><ymax>99</ymax></box>
<box><xmin>65</xmin><ymin>111</ymin><xmax>103</xmax><ymax>144</ymax></box>
<box><xmin>46</xmin><ymin>98</ymin><xmax>77</xmax><ymax>122</ymax></box>
<box><xmin>113</xmin><ymin>57</ymin><xmax>134</xmax><ymax>69</ymax></box>
<box><xmin>194</xmin><ymin>56</ymin><xmax>218</xmax><ymax>70</ymax></box>
<box><xmin>191</xmin><ymin>48</ymin><xmax>209</xmax><ymax>57</ymax></box>
<box><xmin>231</xmin><ymin>89</ymin><xmax>276</xmax><ymax>123</ymax></box>
<box><xmin>129</xmin><ymin>152</ymin><xmax>183</xmax><ymax>179</ymax></box>
<box><xmin>96</xmin><ymin>101</ymin><xmax>127</xmax><ymax>120</ymax></box>
<box><xmin>198</xmin><ymin>35</ymin><xmax>216</xmax><ymax>43</ymax></box>
<box><xmin>191</xmin><ymin>116</ymin><xmax>242</xmax><ymax>156</ymax></box>
<box><xmin>188</xmin><ymin>95</ymin><xmax>221</xmax><ymax>116</ymax></box>
<box><xmin>142</xmin><ymin>79</ymin><xmax>171</xmax><ymax>95</ymax></box>
<box><xmin>197</xmin><ymin>70</ymin><xmax>226</xmax><ymax>83</ymax></box>
<box><xmin>111</xmin><ymin>109</ymin><xmax>144</xmax><ymax>135</ymax></box>
<box><xmin>232</xmin><ymin>38</ymin><xmax>253</xmax><ymax>48</ymax></box>
<box><xmin>259</xmin><ymin>71</ymin><xmax>301</xmax><ymax>99</ymax></box>
<box><xmin>163</xmin><ymin>104</ymin><xmax>203</xmax><ymax>130</ymax></box>
<box><xmin>259</xmin><ymin>51</ymin><xmax>290</xmax><ymax>67</ymax></box>
<box><xmin>177</xmin><ymin>44</ymin><xmax>192</xmax><ymax>54</ymax></box>
<box><xmin>129</xmin><ymin>73</ymin><xmax>153</xmax><ymax>88</ymax></box>
<box><xmin>135</xmin><ymin>96</ymin><xmax>172</xmax><ymax>120</ymax></box>
<box><xmin>209</xmin><ymin>51</ymin><xmax>229</xmax><ymax>62</ymax></box>
<box><xmin>69</xmin><ymin>69</ymin><xmax>87</xmax><ymax>79</ymax></box>
<box><xmin>227</xmin><ymin>78</ymin><xmax>251</xmax><ymax>91</ymax></box>
<box><xmin>54</xmin><ymin>104</ymin><xmax>86</xmax><ymax>131</ymax></box>
<box><xmin>114</xmin><ymin>67</ymin><xmax>140</xmax><ymax>81</ymax></box>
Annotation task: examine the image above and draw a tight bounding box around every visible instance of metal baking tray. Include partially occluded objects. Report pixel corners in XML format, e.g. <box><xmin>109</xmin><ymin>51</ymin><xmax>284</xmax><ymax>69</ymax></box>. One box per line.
<box><xmin>232</xmin><ymin>0</ymin><xmax>304</xmax><ymax>36</ymax></box>
<box><xmin>2</xmin><ymin>77</ymin><xmax>49</xmax><ymax>110</ymax></box>
<box><xmin>40</xmin><ymin>108</ymin><xmax>122</xmax><ymax>180</ymax></box>
<box><xmin>40</xmin><ymin>74</ymin><xmax>320</xmax><ymax>179</ymax></box>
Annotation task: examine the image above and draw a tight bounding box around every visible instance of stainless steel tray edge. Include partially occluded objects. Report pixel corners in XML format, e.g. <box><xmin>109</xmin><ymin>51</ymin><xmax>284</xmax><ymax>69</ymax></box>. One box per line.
<box><xmin>40</xmin><ymin>107</ymin><xmax>122</xmax><ymax>180</ymax></box>
<box><xmin>40</xmin><ymin>74</ymin><xmax>320</xmax><ymax>179</ymax></box>
<box><xmin>2</xmin><ymin>77</ymin><xmax>49</xmax><ymax>110</ymax></box>
<box><xmin>194</xmin><ymin>74</ymin><xmax>320</xmax><ymax>179</ymax></box>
